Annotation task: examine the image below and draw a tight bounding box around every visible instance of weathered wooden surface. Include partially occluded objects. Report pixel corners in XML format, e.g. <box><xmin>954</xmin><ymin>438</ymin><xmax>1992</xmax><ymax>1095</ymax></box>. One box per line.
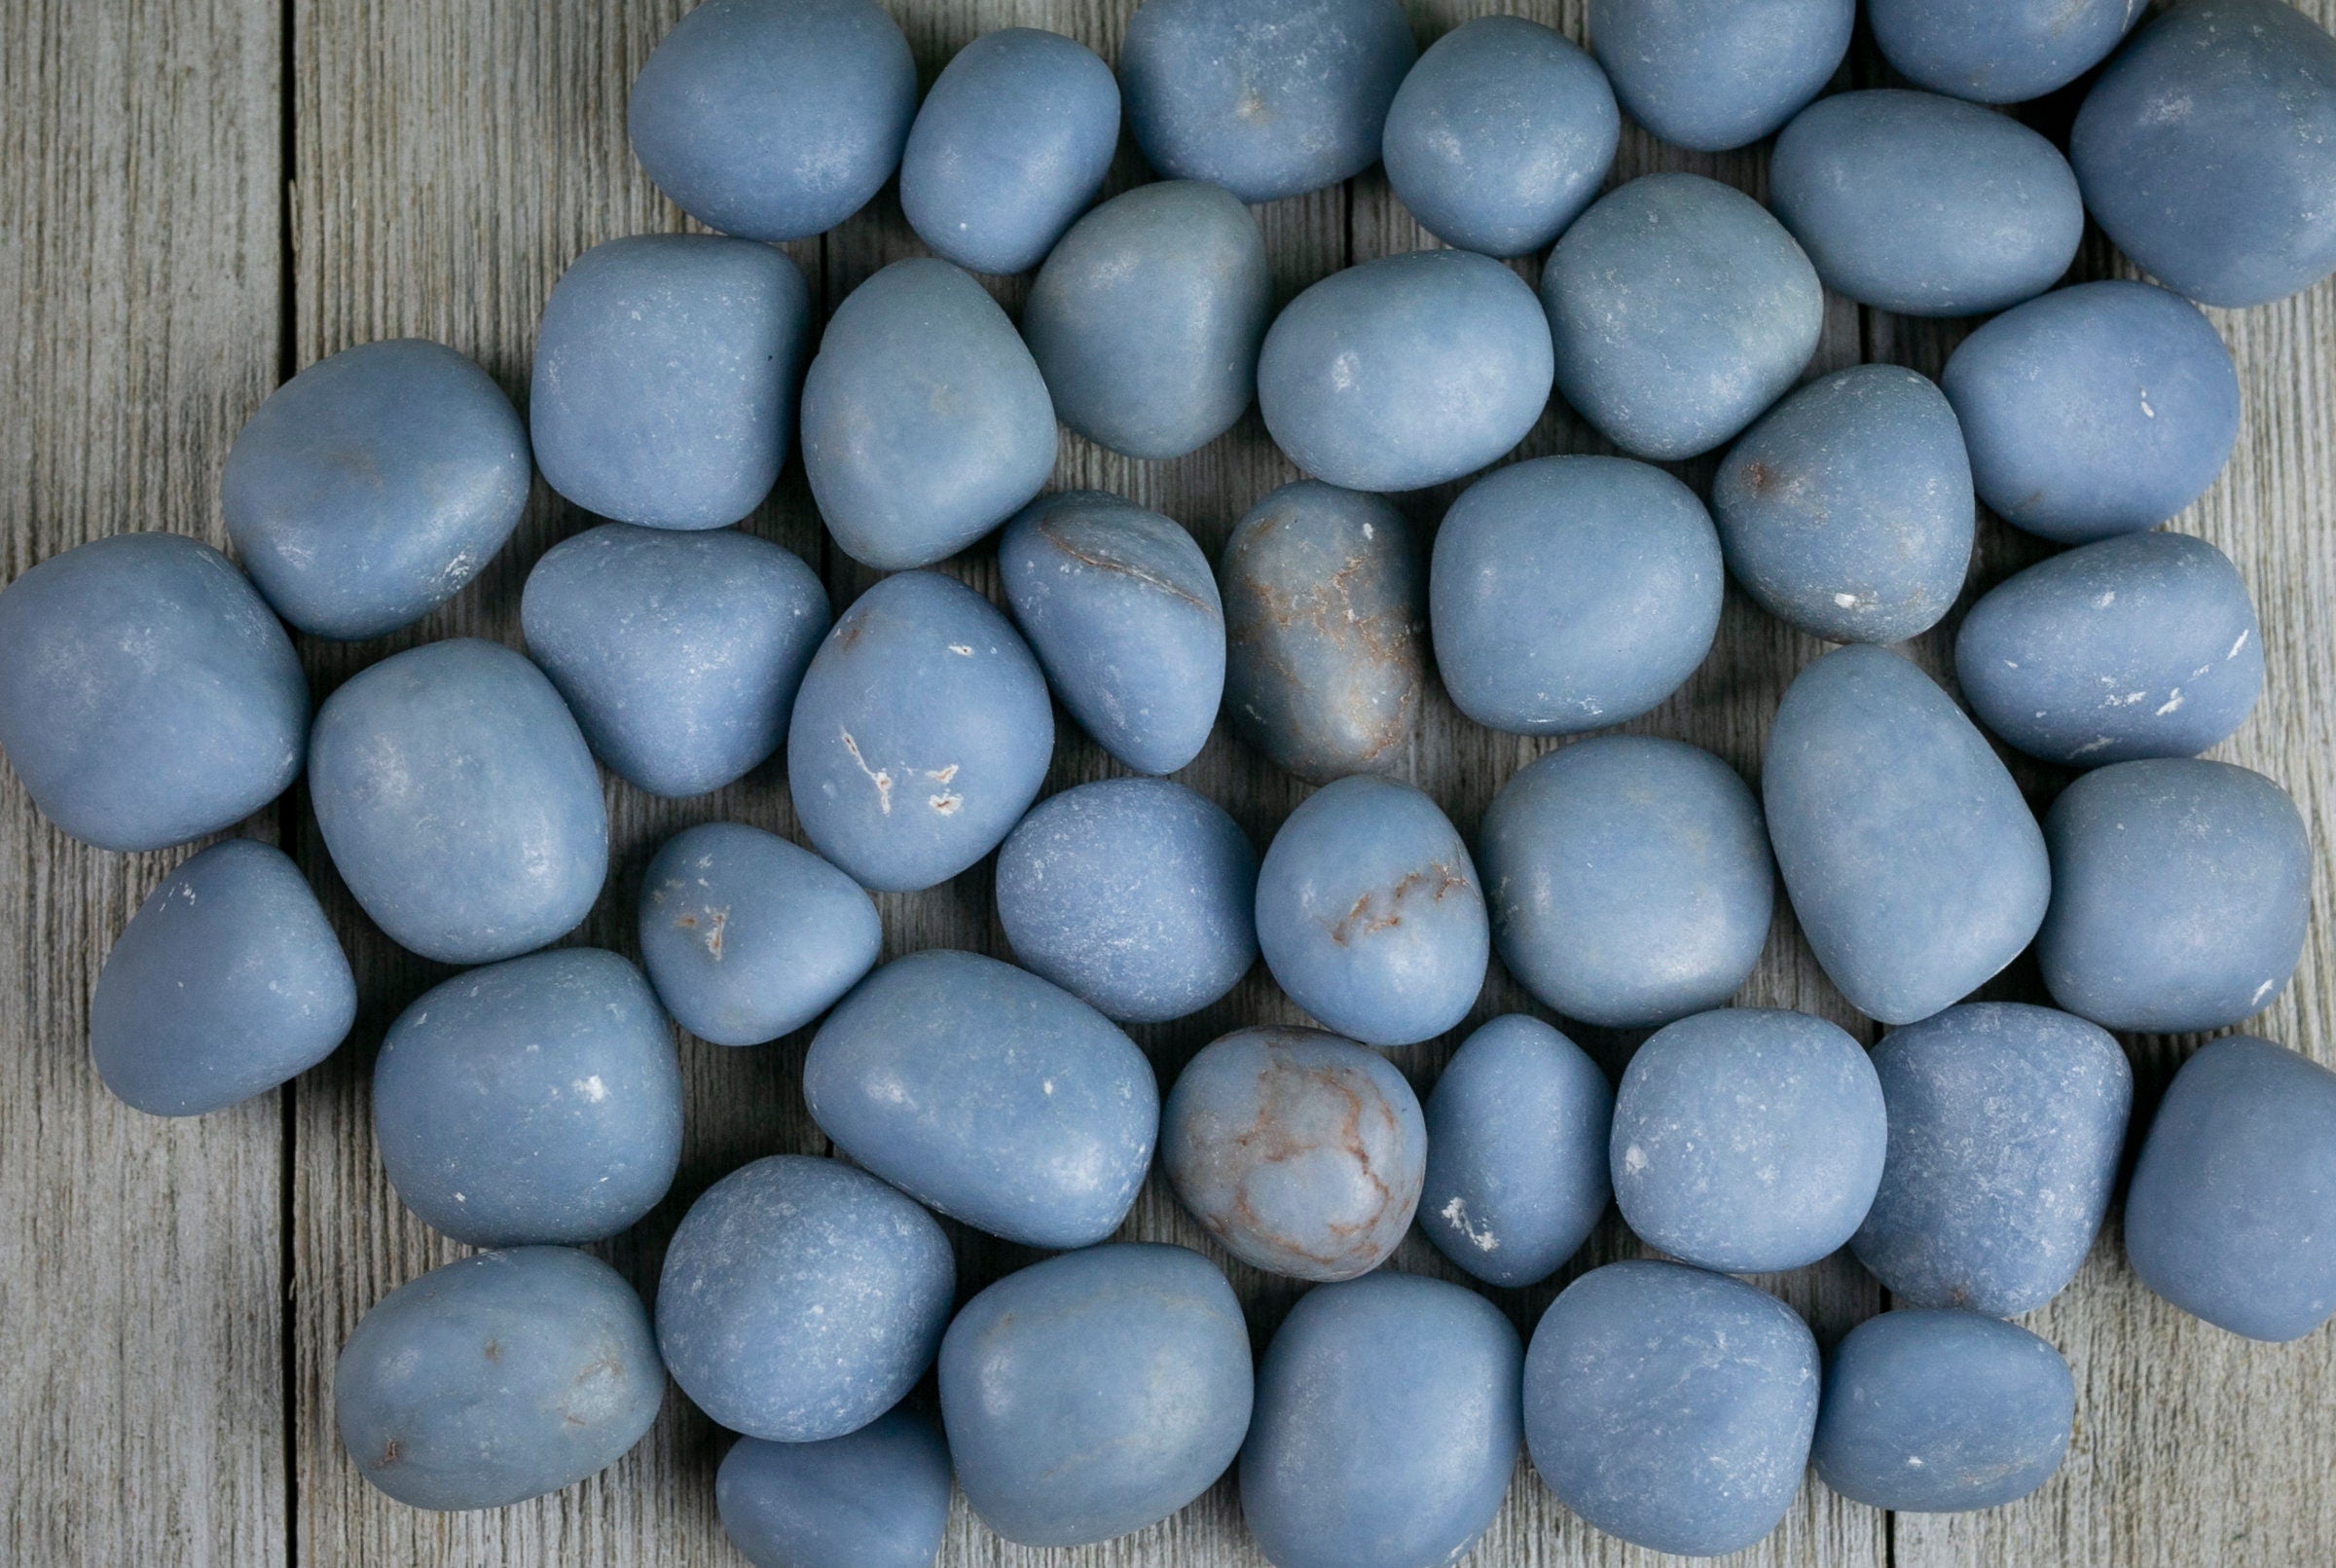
<box><xmin>5</xmin><ymin>0</ymin><xmax>2336</xmax><ymax>1563</ymax></box>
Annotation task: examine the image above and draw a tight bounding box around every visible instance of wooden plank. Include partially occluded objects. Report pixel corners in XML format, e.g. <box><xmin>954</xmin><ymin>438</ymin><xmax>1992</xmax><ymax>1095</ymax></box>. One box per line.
<box><xmin>0</xmin><ymin>1</ymin><xmax>288</xmax><ymax>1565</ymax></box>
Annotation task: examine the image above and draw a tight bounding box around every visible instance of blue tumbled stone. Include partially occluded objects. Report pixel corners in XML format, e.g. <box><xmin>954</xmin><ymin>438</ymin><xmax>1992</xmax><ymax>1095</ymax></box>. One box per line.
<box><xmin>1588</xmin><ymin>0</ymin><xmax>1853</xmax><ymax>152</ymax></box>
<box><xmin>717</xmin><ymin>1406</ymin><xmax>953</xmax><ymax>1568</ymax></box>
<box><xmin>1872</xmin><ymin>0</ymin><xmax>2138</xmax><ymax>103</ymax></box>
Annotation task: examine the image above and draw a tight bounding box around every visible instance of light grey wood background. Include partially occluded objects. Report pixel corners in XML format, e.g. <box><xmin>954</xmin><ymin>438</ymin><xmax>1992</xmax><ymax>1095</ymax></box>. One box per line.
<box><xmin>5</xmin><ymin>0</ymin><xmax>2333</xmax><ymax>1564</ymax></box>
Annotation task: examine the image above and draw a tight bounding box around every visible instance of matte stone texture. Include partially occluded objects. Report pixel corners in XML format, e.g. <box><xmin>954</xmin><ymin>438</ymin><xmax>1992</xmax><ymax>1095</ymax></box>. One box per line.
<box><xmin>1763</xmin><ymin>643</ymin><xmax>2051</xmax><ymax>1026</ymax></box>
<box><xmin>1380</xmin><ymin>16</ymin><xmax>1620</xmax><ymax>258</ymax></box>
<box><xmin>1871</xmin><ymin>0</ymin><xmax>2142</xmax><ymax>103</ymax></box>
<box><xmin>637</xmin><ymin>821</ymin><xmax>880</xmax><ymax>1047</ymax></box>
<box><xmin>0</xmin><ymin>531</ymin><xmax>306</xmax><ymax>853</ymax></box>
<box><xmin>530</xmin><ymin>234</ymin><xmax>811</xmax><ymax>530</ymax></box>
<box><xmin>785</xmin><ymin>570</ymin><xmax>1054</xmax><ymax>893</ymax></box>
<box><xmin>1941</xmin><ymin>279</ymin><xmax>2243</xmax><ymax>543</ymax></box>
<box><xmin>1588</xmin><ymin>0</ymin><xmax>1853</xmax><ymax>152</ymax></box>
<box><xmin>1255</xmin><ymin>775</ymin><xmax>1489</xmax><ymax>1047</ymax></box>
<box><xmin>2039</xmin><ymin>757</ymin><xmax>2312</xmax><ymax>1033</ymax></box>
<box><xmin>2071</xmin><ymin>0</ymin><xmax>2336</xmax><ymax>308</ymax></box>
<box><xmin>1712</xmin><ymin>364</ymin><xmax>1975</xmax><ymax>645</ymax></box>
<box><xmin>335</xmin><ymin>1247</ymin><xmax>664</xmax><ymax>1512</ymax></box>
<box><xmin>995</xmin><ymin>778</ymin><xmax>1258</xmax><ymax>1025</ymax></box>
<box><xmin>999</xmin><ymin>492</ymin><xmax>1223</xmax><ymax>777</ymax></box>
<box><xmin>2125</xmin><ymin>1035</ymin><xmax>2336</xmax><ymax>1342</ymax></box>
<box><xmin>805</xmin><ymin>950</ymin><xmax>1158</xmax><ymax>1249</ymax></box>
<box><xmin>309</xmin><ymin>638</ymin><xmax>606</xmax><ymax>966</ymax></box>
<box><xmin>938</xmin><ymin>1244</ymin><xmax>1254</xmax><ymax>1548</ymax></box>
<box><xmin>1542</xmin><ymin>172</ymin><xmax>1825</xmax><ymax>460</ymax></box>
<box><xmin>801</xmin><ymin>258</ymin><xmax>1058</xmax><ymax>570</ymax></box>
<box><xmin>1240</xmin><ymin>1272</ymin><xmax>1523</xmax><ymax>1568</ymax></box>
<box><xmin>1524</xmin><ymin>1260</ymin><xmax>1820</xmax><ymax>1558</ymax></box>
<box><xmin>1257</xmin><ymin>249</ymin><xmax>1554</xmax><ymax>493</ymax></box>
<box><xmin>1119</xmin><ymin>0</ymin><xmax>1417</xmax><ymax>202</ymax></box>
<box><xmin>1220</xmin><ymin>482</ymin><xmax>1426</xmax><ymax>784</ymax></box>
<box><xmin>1419</xmin><ymin>1014</ymin><xmax>1613</xmax><ymax>1289</ymax></box>
<box><xmin>717</xmin><ymin>1407</ymin><xmax>953</xmax><ymax>1568</ymax></box>
<box><xmin>1022</xmin><ymin>181</ymin><xmax>1272</xmax><ymax>461</ymax></box>
<box><xmin>1813</xmin><ymin>1309</ymin><xmax>2075</xmax><ymax>1512</ymax></box>
<box><xmin>1955</xmin><ymin>529</ymin><xmax>2263</xmax><ymax>767</ymax></box>
<box><xmin>371</xmin><ymin>949</ymin><xmax>682</xmax><ymax>1248</ymax></box>
<box><xmin>91</xmin><ymin>840</ymin><xmax>354</xmax><ymax>1116</ymax></box>
<box><xmin>899</xmin><ymin>28</ymin><xmax>1119</xmax><ymax>275</ymax></box>
<box><xmin>1852</xmin><ymin>1003</ymin><xmax>2131</xmax><ymax>1318</ymax></box>
<box><xmin>655</xmin><ymin>1155</ymin><xmax>955</xmax><ymax>1441</ymax></box>
<box><xmin>627</xmin><ymin>0</ymin><xmax>917</xmax><ymax>241</ymax></box>
<box><xmin>521</xmin><ymin>523</ymin><xmax>830</xmax><ymax>797</ymax></box>
<box><xmin>1163</xmin><ymin>1025</ymin><xmax>1427</xmax><ymax>1282</ymax></box>
<box><xmin>222</xmin><ymin>338</ymin><xmax>529</xmax><ymax>639</ymax></box>
<box><xmin>1431</xmin><ymin>455</ymin><xmax>1724</xmax><ymax>736</ymax></box>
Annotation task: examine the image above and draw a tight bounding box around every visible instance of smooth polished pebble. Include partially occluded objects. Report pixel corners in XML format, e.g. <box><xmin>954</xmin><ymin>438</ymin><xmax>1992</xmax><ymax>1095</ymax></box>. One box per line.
<box><xmin>530</xmin><ymin>234</ymin><xmax>811</xmax><ymax>530</ymax></box>
<box><xmin>938</xmin><ymin>1244</ymin><xmax>1254</xmax><ymax>1548</ymax></box>
<box><xmin>1588</xmin><ymin>0</ymin><xmax>1853</xmax><ymax>151</ymax></box>
<box><xmin>1240</xmin><ymin>1272</ymin><xmax>1522</xmax><ymax>1568</ymax></box>
<box><xmin>90</xmin><ymin>840</ymin><xmax>354</xmax><ymax>1116</ymax></box>
<box><xmin>0</xmin><ymin>532</ymin><xmax>307</xmax><ymax>853</ymax></box>
<box><xmin>1163</xmin><ymin>1025</ymin><xmax>1427</xmax><ymax>1282</ymax></box>
<box><xmin>805</xmin><ymin>950</ymin><xmax>1158</xmax><ymax>1248</ymax></box>
<box><xmin>656</xmin><ymin>1155</ymin><xmax>955</xmax><ymax>1441</ymax></box>
<box><xmin>2039</xmin><ymin>757</ymin><xmax>2311</xmax><ymax>1033</ymax></box>
<box><xmin>521</xmin><ymin>524</ymin><xmax>829</xmax><ymax>797</ymax></box>
<box><xmin>221</xmin><ymin>338</ymin><xmax>530</xmax><ymax>639</ymax></box>
<box><xmin>1871</xmin><ymin>0</ymin><xmax>2142</xmax><ymax>103</ymax></box>
<box><xmin>995</xmin><ymin>778</ymin><xmax>1259</xmax><ymax>1024</ymax></box>
<box><xmin>1419</xmin><ymin>1015</ymin><xmax>1613</xmax><ymax>1289</ymax></box>
<box><xmin>717</xmin><ymin>1407</ymin><xmax>953</xmax><ymax>1568</ymax></box>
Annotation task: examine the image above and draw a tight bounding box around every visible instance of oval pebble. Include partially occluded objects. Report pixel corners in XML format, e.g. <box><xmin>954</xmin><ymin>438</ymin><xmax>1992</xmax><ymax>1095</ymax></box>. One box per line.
<box><xmin>717</xmin><ymin>1407</ymin><xmax>954</xmax><ymax>1568</ymax></box>
<box><xmin>1588</xmin><ymin>0</ymin><xmax>1853</xmax><ymax>152</ymax></box>
<box><xmin>1871</xmin><ymin>0</ymin><xmax>2141</xmax><ymax>104</ymax></box>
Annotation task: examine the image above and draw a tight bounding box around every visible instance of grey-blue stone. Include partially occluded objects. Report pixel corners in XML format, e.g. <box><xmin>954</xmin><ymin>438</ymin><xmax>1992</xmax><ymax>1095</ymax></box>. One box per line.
<box><xmin>1479</xmin><ymin>735</ymin><xmax>1773</xmax><ymax>1030</ymax></box>
<box><xmin>1542</xmin><ymin>173</ymin><xmax>1824</xmax><ymax>460</ymax></box>
<box><xmin>372</xmin><ymin>948</ymin><xmax>682</xmax><ymax>1248</ymax></box>
<box><xmin>1872</xmin><ymin>0</ymin><xmax>2142</xmax><ymax>104</ymax></box>
<box><xmin>521</xmin><ymin>523</ymin><xmax>829</xmax><ymax>797</ymax></box>
<box><xmin>627</xmin><ymin>0</ymin><xmax>916</xmax><ymax>242</ymax></box>
<box><xmin>717</xmin><ymin>1406</ymin><xmax>953</xmax><ymax>1568</ymax></box>
<box><xmin>1588</xmin><ymin>0</ymin><xmax>1853</xmax><ymax>152</ymax></box>
<box><xmin>1611</xmin><ymin>1007</ymin><xmax>1886</xmax><ymax>1274</ymax></box>
<box><xmin>1420</xmin><ymin>1015</ymin><xmax>1612</xmax><ymax>1289</ymax></box>
<box><xmin>805</xmin><ymin>950</ymin><xmax>1158</xmax><ymax>1248</ymax></box>
<box><xmin>785</xmin><ymin>571</ymin><xmax>1053</xmax><ymax>893</ymax></box>
<box><xmin>656</xmin><ymin>1154</ymin><xmax>954</xmax><ymax>1441</ymax></box>
<box><xmin>998</xmin><ymin>492</ymin><xmax>1223</xmax><ymax>776</ymax></box>
<box><xmin>222</xmin><ymin>338</ymin><xmax>529</xmax><ymax>639</ymax></box>
<box><xmin>1941</xmin><ymin>280</ymin><xmax>2242</xmax><ymax>544</ymax></box>
<box><xmin>638</xmin><ymin>821</ymin><xmax>880</xmax><ymax>1047</ymax></box>
<box><xmin>1431</xmin><ymin>456</ymin><xmax>1724</xmax><ymax>735</ymax></box>
<box><xmin>335</xmin><ymin>1247</ymin><xmax>664</xmax><ymax>1511</ymax></box>
<box><xmin>90</xmin><ymin>840</ymin><xmax>353</xmax><ymax>1116</ymax></box>
<box><xmin>1713</xmin><ymin>364</ymin><xmax>1975</xmax><ymax>645</ymax></box>
<box><xmin>1813</xmin><ymin>1309</ymin><xmax>2075</xmax><ymax>1512</ymax></box>
<box><xmin>995</xmin><ymin>778</ymin><xmax>1258</xmax><ymax>1024</ymax></box>
<box><xmin>1221</xmin><ymin>482</ymin><xmax>1425</xmax><ymax>784</ymax></box>
<box><xmin>1164</xmin><ymin>1025</ymin><xmax>1426</xmax><ymax>1282</ymax></box>
<box><xmin>1524</xmin><ymin>1260</ymin><xmax>1819</xmax><ymax>1557</ymax></box>
<box><xmin>938</xmin><ymin>1244</ymin><xmax>1253</xmax><ymax>1548</ymax></box>
<box><xmin>1022</xmin><ymin>181</ymin><xmax>1272</xmax><ymax>461</ymax></box>
<box><xmin>309</xmin><ymin>638</ymin><xmax>606</xmax><ymax>966</ymax></box>
<box><xmin>1240</xmin><ymin>1271</ymin><xmax>1522</xmax><ymax>1568</ymax></box>
<box><xmin>530</xmin><ymin>234</ymin><xmax>811</xmax><ymax>530</ymax></box>
<box><xmin>899</xmin><ymin>28</ymin><xmax>1118</xmax><ymax>275</ymax></box>
<box><xmin>2125</xmin><ymin>1035</ymin><xmax>2336</xmax><ymax>1341</ymax></box>
<box><xmin>1119</xmin><ymin>0</ymin><xmax>1416</xmax><ymax>202</ymax></box>
<box><xmin>1770</xmin><ymin>90</ymin><xmax>2083</xmax><ymax>317</ymax></box>
<box><xmin>800</xmin><ymin>258</ymin><xmax>1057</xmax><ymax>570</ymax></box>
<box><xmin>2072</xmin><ymin>0</ymin><xmax>2336</xmax><ymax>308</ymax></box>
<box><xmin>1955</xmin><ymin>530</ymin><xmax>2263</xmax><ymax>767</ymax></box>
<box><xmin>0</xmin><ymin>532</ymin><xmax>306</xmax><ymax>853</ymax></box>
<box><xmin>1764</xmin><ymin>643</ymin><xmax>2051</xmax><ymax>1026</ymax></box>
<box><xmin>2039</xmin><ymin>757</ymin><xmax>2311</xmax><ymax>1033</ymax></box>
<box><xmin>1256</xmin><ymin>775</ymin><xmax>1488</xmax><ymax>1047</ymax></box>
<box><xmin>1852</xmin><ymin>1003</ymin><xmax>2131</xmax><ymax>1317</ymax></box>
<box><xmin>1380</xmin><ymin>16</ymin><xmax>1619</xmax><ymax>257</ymax></box>
<box><xmin>1258</xmin><ymin>249</ymin><xmax>1552</xmax><ymax>493</ymax></box>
